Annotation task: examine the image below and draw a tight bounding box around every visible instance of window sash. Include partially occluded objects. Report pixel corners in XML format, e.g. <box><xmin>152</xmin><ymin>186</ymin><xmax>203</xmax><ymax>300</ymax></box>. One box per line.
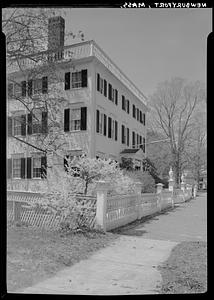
<box><xmin>13</xmin><ymin>116</ymin><xmax>22</xmax><ymax>136</ymax></box>
<box><xmin>70</xmin><ymin>108</ymin><xmax>81</xmax><ymax>131</ymax></box>
<box><xmin>32</xmin><ymin>157</ymin><xmax>41</xmax><ymax>178</ymax></box>
<box><xmin>71</xmin><ymin>71</ymin><xmax>82</xmax><ymax>88</ymax></box>
<box><xmin>12</xmin><ymin>158</ymin><xmax>21</xmax><ymax>178</ymax></box>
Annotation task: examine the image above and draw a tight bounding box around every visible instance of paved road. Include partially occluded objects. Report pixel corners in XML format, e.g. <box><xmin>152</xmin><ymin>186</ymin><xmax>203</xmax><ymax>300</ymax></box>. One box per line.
<box><xmin>19</xmin><ymin>193</ymin><xmax>207</xmax><ymax>295</ymax></box>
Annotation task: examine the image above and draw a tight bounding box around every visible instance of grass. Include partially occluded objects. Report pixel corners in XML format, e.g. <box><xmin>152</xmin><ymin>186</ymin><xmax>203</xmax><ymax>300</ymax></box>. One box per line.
<box><xmin>158</xmin><ymin>241</ymin><xmax>207</xmax><ymax>294</ymax></box>
<box><xmin>7</xmin><ymin>224</ymin><xmax>119</xmax><ymax>292</ymax></box>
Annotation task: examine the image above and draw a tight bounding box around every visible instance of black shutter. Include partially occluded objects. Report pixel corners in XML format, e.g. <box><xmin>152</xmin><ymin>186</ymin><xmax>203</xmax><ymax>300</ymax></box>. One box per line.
<box><xmin>42</xmin><ymin>76</ymin><xmax>48</xmax><ymax>94</ymax></box>
<box><xmin>108</xmin><ymin>117</ymin><xmax>112</xmax><ymax>138</ymax></box>
<box><xmin>140</xmin><ymin>111</ymin><xmax>142</xmax><ymax>123</ymax></box>
<box><xmin>42</xmin><ymin>111</ymin><xmax>48</xmax><ymax>134</ymax></box>
<box><xmin>115</xmin><ymin>89</ymin><xmax>118</xmax><ymax>105</ymax></box>
<box><xmin>103</xmin><ymin>114</ymin><xmax>107</xmax><ymax>136</ymax></box>
<box><xmin>104</xmin><ymin>80</ymin><xmax>107</xmax><ymax>97</ymax></box>
<box><xmin>115</xmin><ymin>120</ymin><xmax>118</xmax><ymax>141</ymax></box>
<box><xmin>21</xmin><ymin>115</ymin><xmax>26</xmax><ymax>136</ymax></box>
<box><xmin>97</xmin><ymin>73</ymin><xmax>100</xmax><ymax>91</ymax></box>
<box><xmin>143</xmin><ymin>113</ymin><xmax>146</xmax><ymax>125</ymax></box>
<box><xmin>127</xmin><ymin>100</ymin><xmax>129</xmax><ymax>114</ymax></box>
<box><xmin>132</xmin><ymin>131</ymin><xmax>135</xmax><ymax>147</ymax></box>
<box><xmin>143</xmin><ymin>138</ymin><xmax>145</xmax><ymax>153</ymax></box>
<box><xmin>133</xmin><ymin>105</ymin><xmax>136</xmax><ymax>118</ymax></box>
<box><xmin>64</xmin><ymin>109</ymin><xmax>70</xmax><ymax>132</ymax></box>
<box><xmin>140</xmin><ymin>135</ymin><xmax>142</xmax><ymax>148</ymax></box>
<box><xmin>122</xmin><ymin>96</ymin><xmax>125</xmax><ymax>110</ymax></box>
<box><xmin>81</xmin><ymin>69</ymin><xmax>87</xmax><ymax>87</ymax></box>
<box><xmin>21</xmin><ymin>158</ymin><xmax>26</xmax><ymax>179</ymax></box>
<box><xmin>27</xmin><ymin>157</ymin><xmax>32</xmax><ymax>179</ymax></box>
<box><xmin>28</xmin><ymin>80</ymin><xmax>33</xmax><ymax>96</ymax></box>
<box><xmin>137</xmin><ymin>108</ymin><xmax>139</xmax><ymax>121</ymax></box>
<box><xmin>65</xmin><ymin>72</ymin><xmax>70</xmax><ymax>90</ymax></box>
<box><xmin>7</xmin><ymin>158</ymin><xmax>12</xmax><ymax>179</ymax></box>
<box><xmin>41</xmin><ymin>156</ymin><xmax>47</xmax><ymax>179</ymax></box>
<box><xmin>21</xmin><ymin>81</ymin><xmax>26</xmax><ymax>97</ymax></box>
<box><xmin>27</xmin><ymin>113</ymin><xmax>32</xmax><ymax>135</ymax></box>
<box><xmin>108</xmin><ymin>84</ymin><xmax>112</xmax><ymax>100</ymax></box>
<box><xmin>96</xmin><ymin>110</ymin><xmax>100</xmax><ymax>133</ymax></box>
<box><xmin>127</xmin><ymin>128</ymin><xmax>129</xmax><ymax>146</ymax></box>
<box><xmin>8</xmin><ymin>116</ymin><xmax>12</xmax><ymax>137</ymax></box>
<box><xmin>122</xmin><ymin>125</ymin><xmax>125</xmax><ymax>144</ymax></box>
<box><xmin>80</xmin><ymin>107</ymin><xmax>87</xmax><ymax>130</ymax></box>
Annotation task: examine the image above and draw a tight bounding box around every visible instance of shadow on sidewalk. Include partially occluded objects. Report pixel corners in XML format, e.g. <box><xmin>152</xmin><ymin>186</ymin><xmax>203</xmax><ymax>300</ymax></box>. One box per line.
<box><xmin>111</xmin><ymin>205</ymin><xmax>184</xmax><ymax>237</ymax></box>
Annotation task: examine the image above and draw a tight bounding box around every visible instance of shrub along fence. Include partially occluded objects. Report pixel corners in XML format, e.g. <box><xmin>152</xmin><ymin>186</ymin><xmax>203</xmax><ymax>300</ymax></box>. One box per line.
<box><xmin>7</xmin><ymin>182</ymin><xmax>195</xmax><ymax>232</ymax></box>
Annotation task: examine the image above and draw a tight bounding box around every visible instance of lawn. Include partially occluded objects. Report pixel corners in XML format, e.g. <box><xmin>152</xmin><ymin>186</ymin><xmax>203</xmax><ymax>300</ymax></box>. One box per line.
<box><xmin>158</xmin><ymin>241</ymin><xmax>207</xmax><ymax>294</ymax></box>
<box><xmin>6</xmin><ymin>225</ymin><xmax>119</xmax><ymax>292</ymax></box>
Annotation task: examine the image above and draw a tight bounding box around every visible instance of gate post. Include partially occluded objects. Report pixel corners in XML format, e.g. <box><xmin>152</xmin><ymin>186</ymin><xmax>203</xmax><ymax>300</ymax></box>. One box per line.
<box><xmin>95</xmin><ymin>180</ymin><xmax>108</xmax><ymax>232</ymax></box>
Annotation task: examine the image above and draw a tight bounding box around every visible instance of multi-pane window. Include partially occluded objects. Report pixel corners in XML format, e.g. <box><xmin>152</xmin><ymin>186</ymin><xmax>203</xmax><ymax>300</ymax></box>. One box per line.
<box><xmin>132</xmin><ymin>131</ymin><xmax>136</xmax><ymax>148</ymax></box>
<box><xmin>13</xmin><ymin>116</ymin><xmax>22</xmax><ymax>136</ymax></box>
<box><xmin>32</xmin><ymin>157</ymin><xmax>41</xmax><ymax>178</ymax></box>
<box><xmin>72</xmin><ymin>71</ymin><xmax>82</xmax><ymax>88</ymax></box>
<box><xmin>70</xmin><ymin>108</ymin><xmax>81</xmax><ymax>131</ymax></box>
<box><xmin>33</xmin><ymin>78</ymin><xmax>43</xmax><ymax>94</ymax></box>
<box><xmin>32</xmin><ymin>109</ymin><xmax>42</xmax><ymax>134</ymax></box>
<box><xmin>121</xmin><ymin>125</ymin><xmax>126</xmax><ymax>144</ymax></box>
<box><xmin>12</xmin><ymin>158</ymin><xmax>21</xmax><ymax>178</ymax></box>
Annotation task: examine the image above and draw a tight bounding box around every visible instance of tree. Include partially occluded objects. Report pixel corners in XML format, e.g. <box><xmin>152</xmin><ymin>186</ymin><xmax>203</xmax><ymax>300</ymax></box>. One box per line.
<box><xmin>4</xmin><ymin>8</ymin><xmax>85</xmax><ymax>164</ymax></box>
<box><xmin>149</xmin><ymin>77</ymin><xmax>206</xmax><ymax>186</ymax></box>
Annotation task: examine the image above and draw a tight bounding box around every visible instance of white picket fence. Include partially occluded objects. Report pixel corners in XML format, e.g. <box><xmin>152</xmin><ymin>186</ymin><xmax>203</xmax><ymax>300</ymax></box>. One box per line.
<box><xmin>7</xmin><ymin>182</ymin><xmax>194</xmax><ymax>232</ymax></box>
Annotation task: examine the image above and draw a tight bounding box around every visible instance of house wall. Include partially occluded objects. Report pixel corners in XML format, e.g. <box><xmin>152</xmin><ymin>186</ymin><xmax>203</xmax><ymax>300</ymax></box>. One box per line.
<box><xmin>93</xmin><ymin>58</ymin><xmax>147</xmax><ymax>161</ymax></box>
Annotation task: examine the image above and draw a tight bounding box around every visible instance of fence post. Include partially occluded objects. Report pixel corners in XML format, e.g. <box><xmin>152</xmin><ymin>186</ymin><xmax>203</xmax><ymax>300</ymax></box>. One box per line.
<box><xmin>95</xmin><ymin>180</ymin><xmax>108</xmax><ymax>232</ymax></box>
<box><xmin>156</xmin><ymin>183</ymin><xmax>163</xmax><ymax>212</ymax></box>
<box><xmin>135</xmin><ymin>182</ymin><xmax>142</xmax><ymax>219</ymax></box>
<box><xmin>13</xmin><ymin>201</ymin><xmax>21</xmax><ymax>223</ymax></box>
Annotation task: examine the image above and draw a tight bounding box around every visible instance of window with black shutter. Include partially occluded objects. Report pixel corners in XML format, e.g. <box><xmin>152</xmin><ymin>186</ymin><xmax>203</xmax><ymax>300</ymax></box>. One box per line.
<box><xmin>104</xmin><ymin>80</ymin><xmax>107</xmax><ymax>97</ymax></box>
<box><xmin>21</xmin><ymin>115</ymin><xmax>26</xmax><ymax>136</ymax></box>
<box><xmin>28</xmin><ymin>80</ymin><xmax>33</xmax><ymax>96</ymax></box>
<box><xmin>80</xmin><ymin>107</ymin><xmax>87</xmax><ymax>130</ymax></box>
<box><xmin>41</xmin><ymin>156</ymin><xmax>47</xmax><ymax>179</ymax></box>
<box><xmin>21</xmin><ymin>81</ymin><xmax>26</xmax><ymax>97</ymax></box>
<box><xmin>21</xmin><ymin>158</ymin><xmax>26</xmax><ymax>179</ymax></box>
<box><xmin>7</xmin><ymin>158</ymin><xmax>12</xmax><ymax>179</ymax></box>
<box><xmin>65</xmin><ymin>72</ymin><xmax>70</xmax><ymax>90</ymax></box>
<box><xmin>8</xmin><ymin>116</ymin><xmax>12</xmax><ymax>137</ymax></box>
<box><xmin>42</xmin><ymin>111</ymin><xmax>48</xmax><ymax>134</ymax></box>
<box><xmin>115</xmin><ymin>120</ymin><xmax>118</xmax><ymax>141</ymax></box>
<box><xmin>108</xmin><ymin>117</ymin><xmax>112</xmax><ymax>138</ymax></box>
<box><xmin>133</xmin><ymin>104</ymin><xmax>136</xmax><ymax>118</ymax></box>
<box><xmin>96</xmin><ymin>110</ymin><xmax>100</xmax><ymax>133</ymax></box>
<box><xmin>27</xmin><ymin>157</ymin><xmax>32</xmax><ymax>179</ymax></box>
<box><xmin>42</xmin><ymin>76</ymin><xmax>48</xmax><ymax>94</ymax></box>
<box><xmin>127</xmin><ymin>128</ymin><xmax>129</xmax><ymax>146</ymax></box>
<box><xmin>27</xmin><ymin>113</ymin><xmax>32</xmax><ymax>135</ymax></box>
<box><xmin>103</xmin><ymin>114</ymin><xmax>107</xmax><ymax>136</ymax></box>
<box><xmin>81</xmin><ymin>69</ymin><xmax>87</xmax><ymax>87</ymax></box>
<box><xmin>97</xmin><ymin>73</ymin><xmax>100</xmax><ymax>92</ymax></box>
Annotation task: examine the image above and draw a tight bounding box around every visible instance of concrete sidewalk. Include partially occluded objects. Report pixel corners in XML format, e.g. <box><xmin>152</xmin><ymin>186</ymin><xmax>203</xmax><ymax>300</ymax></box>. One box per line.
<box><xmin>19</xmin><ymin>193</ymin><xmax>207</xmax><ymax>295</ymax></box>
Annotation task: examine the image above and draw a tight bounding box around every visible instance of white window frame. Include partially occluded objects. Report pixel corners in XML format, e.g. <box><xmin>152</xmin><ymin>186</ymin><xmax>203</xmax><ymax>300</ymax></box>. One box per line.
<box><xmin>32</xmin><ymin>155</ymin><xmax>42</xmax><ymax>179</ymax></box>
<box><xmin>71</xmin><ymin>71</ymin><xmax>82</xmax><ymax>88</ymax></box>
<box><xmin>12</xmin><ymin>158</ymin><xmax>22</xmax><ymax>179</ymax></box>
<box><xmin>70</xmin><ymin>108</ymin><xmax>81</xmax><ymax>131</ymax></box>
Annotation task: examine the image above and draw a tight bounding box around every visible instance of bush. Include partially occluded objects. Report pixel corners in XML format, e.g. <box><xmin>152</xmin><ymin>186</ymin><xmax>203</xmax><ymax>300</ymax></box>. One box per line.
<box><xmin>124</xmin><ymin>170</ymin><xmax>156</xmax><ymax>193</ymax></box>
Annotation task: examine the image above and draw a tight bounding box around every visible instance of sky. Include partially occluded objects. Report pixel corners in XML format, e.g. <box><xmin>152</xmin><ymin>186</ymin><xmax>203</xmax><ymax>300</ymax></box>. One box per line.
<box><xmin>63</xmin><ymin>8</ymin><xmax>211</xmax><ymax>98</ymax></box>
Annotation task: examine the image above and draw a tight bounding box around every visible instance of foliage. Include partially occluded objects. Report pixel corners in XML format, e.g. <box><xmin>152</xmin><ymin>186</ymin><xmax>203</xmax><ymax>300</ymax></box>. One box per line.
<box><xmin>119</xmin><ymin>157</ymin><xmax>134</xmax><ymax>170</ymax></box>
<box><xmin>124</xmin><ymin>170</ymin><xmax>156</xmax><ymax>193</ymax></box>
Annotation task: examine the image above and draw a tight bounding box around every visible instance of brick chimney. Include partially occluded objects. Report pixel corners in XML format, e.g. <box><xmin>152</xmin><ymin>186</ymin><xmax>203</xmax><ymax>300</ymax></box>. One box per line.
<box><xmin>48</xmin><ymin>16</ymin><xmax>65</xmax><ymax>51</ymax></box>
